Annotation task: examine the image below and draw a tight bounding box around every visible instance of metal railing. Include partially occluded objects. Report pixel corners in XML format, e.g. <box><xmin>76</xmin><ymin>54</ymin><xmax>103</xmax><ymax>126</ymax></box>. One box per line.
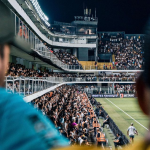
<box><xmin>5</xmin><ymin>76</ymin><xmax>136</xmax><ymax>96</ymax></box>
<box><xmin>100</xmin><ymin>107</ymin><xmax>129</xmax><ymax>145</ymax></box>
<box><xmin>15</xmin><ymin>13</ymin><xmax>84</xmax><ymax>70</ymax></box>
<box><xmin>5</xmin><ymin>77</ymin><xmax>57</xmax><ymax>97</ymax></box>
<box><xmin>48</xmin><ymin>77</ymin><xmax>136</xmax><ymax>82</ymax></box>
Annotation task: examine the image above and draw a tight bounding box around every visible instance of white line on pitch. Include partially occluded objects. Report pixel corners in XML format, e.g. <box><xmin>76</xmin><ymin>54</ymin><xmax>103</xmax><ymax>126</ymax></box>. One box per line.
<box><xmin>105</xmin><ymin>98</ymin><xmax>149</xmax><ymax>131</ymax></box>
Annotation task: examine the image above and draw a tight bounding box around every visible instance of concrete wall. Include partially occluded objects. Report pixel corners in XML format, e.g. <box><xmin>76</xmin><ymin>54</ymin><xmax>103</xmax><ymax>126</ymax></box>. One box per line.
<box><xmin>78</xmin><ymin>48</ymin><xmax>89</xmax><ymax>61</ymax></box>
<box><xmin>73</xmin><ymin>48</ymin><xmax>77</xmax><ymax>57</ymax></box>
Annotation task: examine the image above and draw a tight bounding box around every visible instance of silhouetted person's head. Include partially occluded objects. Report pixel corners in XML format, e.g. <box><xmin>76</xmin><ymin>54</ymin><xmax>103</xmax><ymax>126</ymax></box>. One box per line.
<box><xmin>136</xmin><ymin>21</ymin><xmax>150</xmax><ymax>117</ymax></box>
<box><xmin>0</xmin><ymin>1</ymin><xmax>30</xmax><ymax>87</ymax></box>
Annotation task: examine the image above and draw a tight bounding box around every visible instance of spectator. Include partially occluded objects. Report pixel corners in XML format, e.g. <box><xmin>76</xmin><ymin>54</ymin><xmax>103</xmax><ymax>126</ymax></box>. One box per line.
<box><xmin>103</xmin><ymin>64</ymin><xmax>105</xmax><ymax>69</ymax></box>
<box><xmin>102</xmin><ymin>115</ymin><xmax>109</xmax><ymax>128</ymax></box>
<box><xmin>114</xmin><ymin>133</ymin><xmax>124</xmax><ymax>150</ymax></box>
<box><xmin>53</xmin><ymin>49</ymin><xmax>82</xmax><ymax>69</ymax></box>
<box><xmin>96</xmin><ymin>128</ymin><xmax>106</xmax><ymax>147</ymax></box>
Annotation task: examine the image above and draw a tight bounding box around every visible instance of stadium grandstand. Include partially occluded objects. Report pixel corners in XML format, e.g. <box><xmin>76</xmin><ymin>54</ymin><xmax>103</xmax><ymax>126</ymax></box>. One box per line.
<box><xmin>0</xmin><ymin>0</ymin><xmax>149</xmax><ymax>150</ymax></box>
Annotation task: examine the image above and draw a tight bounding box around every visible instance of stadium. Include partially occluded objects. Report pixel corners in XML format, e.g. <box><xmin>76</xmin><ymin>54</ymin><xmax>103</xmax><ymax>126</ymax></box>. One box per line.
<box><xmin>0</xmin><ymin>0</ymin><xmax>149</xmax><ymax>150</ymax></box>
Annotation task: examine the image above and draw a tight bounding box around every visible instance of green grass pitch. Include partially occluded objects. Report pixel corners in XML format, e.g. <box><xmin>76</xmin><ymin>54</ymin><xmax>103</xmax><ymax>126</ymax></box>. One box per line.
<box><xmin>96</xmin><ymin>98</ymin><xmax>149</xmax><ymax>142</ymax></box>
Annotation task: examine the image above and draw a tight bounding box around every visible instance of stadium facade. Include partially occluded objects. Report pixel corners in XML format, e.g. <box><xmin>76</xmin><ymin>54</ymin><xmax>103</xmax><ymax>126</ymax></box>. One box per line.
<box><xmin>2</xmin><ymin>0</ymin><xmax>145</xmax><ymax>148</ymax></box>
<box><xmin>2</xmin><ymin>0</ymin><xmax>141</xmax><ymax>98</ymax></box>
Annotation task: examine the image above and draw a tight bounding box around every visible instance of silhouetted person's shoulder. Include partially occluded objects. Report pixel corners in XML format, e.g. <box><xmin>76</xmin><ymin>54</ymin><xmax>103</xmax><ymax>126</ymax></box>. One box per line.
<box><xmin>0</xmin><ymin>87</ymin><xmax>68</xmax><ymax>150</ymax></box>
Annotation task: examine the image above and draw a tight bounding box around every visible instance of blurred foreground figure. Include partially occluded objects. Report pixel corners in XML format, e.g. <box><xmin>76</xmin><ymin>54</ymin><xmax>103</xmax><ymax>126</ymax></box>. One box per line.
<box><xmin>0</xmin><ymin>1</ymin><xmax>68</xmax><ymax>150</ymax></box>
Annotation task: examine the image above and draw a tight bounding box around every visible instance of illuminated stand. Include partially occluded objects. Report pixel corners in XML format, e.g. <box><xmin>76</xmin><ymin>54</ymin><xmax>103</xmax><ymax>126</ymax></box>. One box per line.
<box><xmin>29</xmin><ymin>0</ymin><xmax>50</xmax><ymax>27</ymax></box>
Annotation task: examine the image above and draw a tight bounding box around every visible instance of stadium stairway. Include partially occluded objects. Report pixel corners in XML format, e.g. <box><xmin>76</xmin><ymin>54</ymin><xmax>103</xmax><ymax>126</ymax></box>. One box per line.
<box><xmin>97</xmin><ymin>62</ymin><xmax>115</xmax><ymax>70</ymax></box>
<box><xmin>79</xmin><ymin>61</ymin><xmax>96</xmax><ymax>70</ymax></box>
<box><xmin>93</xmin><ymin>105</ymin><xmax>116</xmax><ymax>149</ymax></box>
<box><xmin>98</xmin><ymin>117</ymin><xmax>117</xmax><ymax>150</ymax></box>
<box><xmin>79</xmin><ymin>61</ymin><xmax>116</xmax><ymax>70</ymax></box>
<box><xmin>112</xmin><ymin>54</ymin><xmax>117</xmax><ymax>70</ymax></box>
<box><xmin>112</xmin><ymin>54</ymin><xmax>115</xmax><ymax>63</ymax></box>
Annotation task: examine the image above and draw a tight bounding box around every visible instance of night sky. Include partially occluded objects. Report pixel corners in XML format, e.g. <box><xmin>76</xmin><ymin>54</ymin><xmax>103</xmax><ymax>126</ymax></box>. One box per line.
<box><xmin>38</xmin><ymin>0</ymin><xmax>150</xmax><ymax>34</ymax></box>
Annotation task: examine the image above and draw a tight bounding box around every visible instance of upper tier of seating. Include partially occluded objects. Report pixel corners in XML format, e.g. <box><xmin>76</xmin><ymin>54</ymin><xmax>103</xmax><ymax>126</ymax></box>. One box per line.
<box><xmin>98</xmin><ymin>32</ymin><xmax>144</xmax><ymax>70</ymax></box>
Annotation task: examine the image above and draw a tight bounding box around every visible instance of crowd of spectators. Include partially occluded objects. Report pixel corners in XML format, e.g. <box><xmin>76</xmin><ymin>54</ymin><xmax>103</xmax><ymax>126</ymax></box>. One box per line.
<box><xmin>7</xmin><ymin>63</ymin><xmax>80</xmax><ymax>78</ymax></box>
<box><xmin>31</xmin><ymin>85</ymin><xmax>104</xmax><ymax>146</ymax></box>
<box><xmin>114</xmin><ymin>84</ymin><xmax>136</xmax><ymax>94</ymax></box>
<box><xmin>53</xmin><ymin>50</ymin><xmax>82</xmax><ymax>68</ymax></box>
<box><xmin>6</xmin><ymin>63</ymin><xmax>138</xmax><ymax>96</ymax></box>
<box><xmin>76</xmin><ymin>83</ymin><xmax>136</xmax><ymax>95</ymax></box>
<box><xmin>98</xmin><ymin>72</ymin><xmax>137</xmax><ymax>82</ymax></box>
<box><xmin>30</xmin><ymin>84</ymin><xmax>128</xmax><ymax>148</ymax></box>
<box><xmin>7</xmin><ymin>63</ymin><xmax>138</xmax><ymax>81</ymax></box>
<box><xmin>7</xmin><ymin>63</ymin><xmax>51</xmax><ymax>78</ymax></box>
<box><xmin>98</xmin><ymin>32</ymin><xmax>144</xmax><ymax>70</ymax></box>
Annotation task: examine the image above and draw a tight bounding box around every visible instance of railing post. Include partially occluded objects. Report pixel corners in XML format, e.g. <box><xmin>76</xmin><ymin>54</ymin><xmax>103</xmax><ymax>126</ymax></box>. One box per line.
<box><xmin>19</xmin><ymin>77</ymin><xmax>20</xmax><ymax>95</ymax></box>
<box><xmin>42</xmin><ymin>81</ymin><xmax>43</xmax><ymax>90</ymax></box>
<box><xmin>28</xmin><ymin>79</ymin><xmax>29</xmax><ymax>95</ymax></box>
<box><xmin>35</xmin><ymin>78</ymin><xmax>37</xmax><ymax>92</ymax></box>
<box><xmin>32</xmin><ymin>79</ymin><xmax>33</xmax><ymax>94</ymax></box>
<box><xmin>13</xmin><ymin>77</ymin><xmax>14</xmax><ymax>94</ymax></box>
<box><xmin>38</xmin><ymin>78</ymin><xmax>39</xmax><ymax>91</ymax></box>
<box><xmin>24</xmin><ymin>79</ymin><xmax>25</xmax><ymax>96</ymax></box>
